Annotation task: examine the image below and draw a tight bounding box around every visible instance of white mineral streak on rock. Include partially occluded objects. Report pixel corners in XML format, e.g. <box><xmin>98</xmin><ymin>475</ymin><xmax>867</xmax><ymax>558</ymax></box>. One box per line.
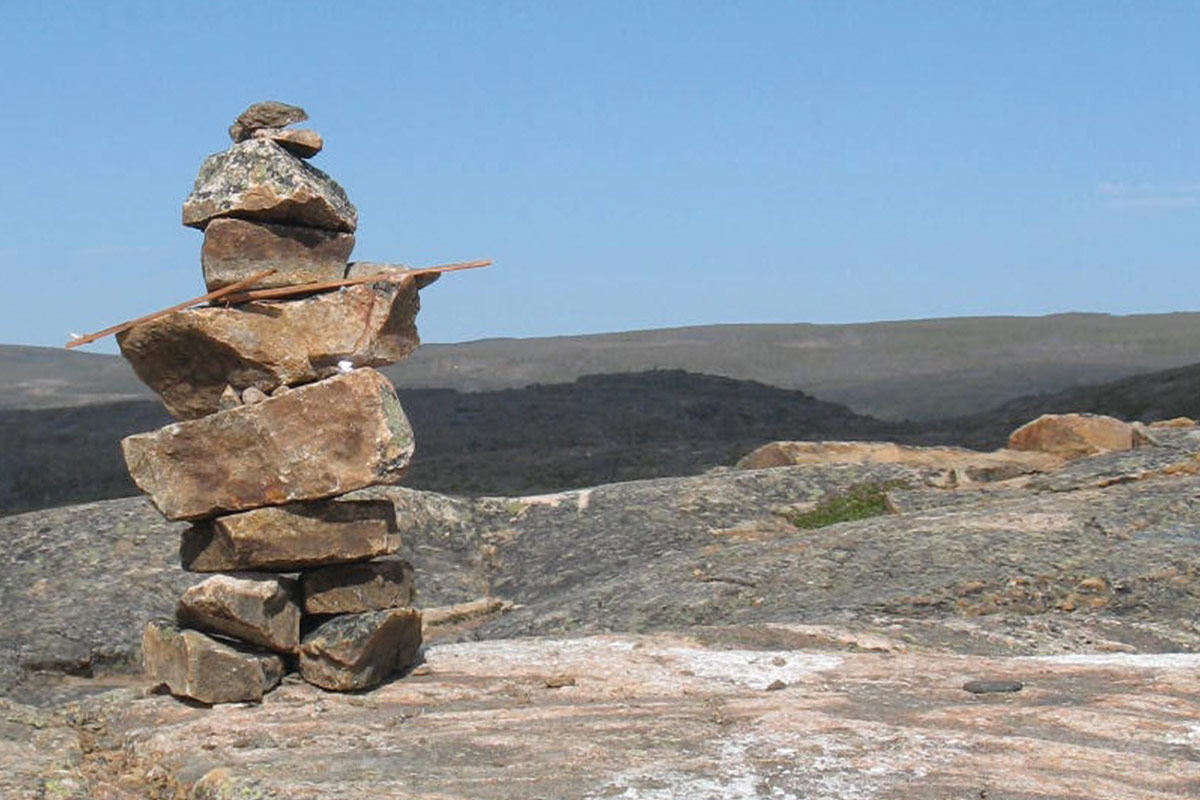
<box><xmin>1019</xmin><ymin>652</ymin><xmax>1200</xmax><ymax>668</ymax></box>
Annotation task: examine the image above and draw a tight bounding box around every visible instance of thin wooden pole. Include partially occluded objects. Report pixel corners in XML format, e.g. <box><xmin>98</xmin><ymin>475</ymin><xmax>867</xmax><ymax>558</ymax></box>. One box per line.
<box><xmin>65</xmin><ymin>269</ymin><xmax>277</xmax><ymax>349</ymax></box>
<box><xmin>217</xmin><ymin>259</ymin><xmax>491</xmax><ymax>305</ymax></box>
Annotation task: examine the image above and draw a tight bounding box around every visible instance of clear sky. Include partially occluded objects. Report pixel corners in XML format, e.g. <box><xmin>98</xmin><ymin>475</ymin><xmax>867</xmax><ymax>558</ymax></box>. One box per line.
<box><xmin>1</xmin><ymin>2</ymin><xmax>1197</xmax><ymax>353</ymax></box>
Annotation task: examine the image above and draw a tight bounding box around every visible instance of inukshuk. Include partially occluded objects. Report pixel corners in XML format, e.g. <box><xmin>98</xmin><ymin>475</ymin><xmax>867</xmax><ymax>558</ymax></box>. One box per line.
<box><xmin>118</xmin><ymin>102</ymin><xmax>427</xmax><ymax>704</ymax></box>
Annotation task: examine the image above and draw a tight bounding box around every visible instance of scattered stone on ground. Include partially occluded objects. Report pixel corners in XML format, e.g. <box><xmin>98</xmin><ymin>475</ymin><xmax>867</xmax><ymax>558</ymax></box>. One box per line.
<box><xmin>298</xmin><ymin>607</ymin><xmax>423</xmax><ymax>691</ymax></box>
<box><xmin>121</xmin><ymin>367</ymin><xmax>415</xmax><ymax>519</ymax></box>
<box><xmin>180</xmin><ymin>496</ymin><xmax>395</xmax><ymax>572</ymax></box>
<box><xmin>176</xmin><ymin>573</ymin><xmax>301</xmax><ymax>653</ymax></box>
<box><xmin>117</xmin><ymin>280</ymin><xmax>422</xmax><ymax>418</ymax></box>
<box><xmin>182</xmin><ymin>138</ymin><xmax>357</xmax><ymax>232</ymax></box>
<box><xmin>141</xmin><ymin>618</ymin><xmax>284</xmax><ymax>705</ymax></box>
<box><xmin>1008</xmin><ymin>412</ymin><xmax>1136</xmax><ymax>459</ymax></box>
<box><xmin>736</xmin><ymin>439</ymin><xmax>1062</xmax><ymax>482</ymax></box>
<box><xmin>301</xmin><ymin>557</ymin><xmax>415</xmax><ymax>614</ymax></box>
<box><xmin>199</xmin><ymin>216</ymin><xmax>353</xmax><ymax>291</ymax></box>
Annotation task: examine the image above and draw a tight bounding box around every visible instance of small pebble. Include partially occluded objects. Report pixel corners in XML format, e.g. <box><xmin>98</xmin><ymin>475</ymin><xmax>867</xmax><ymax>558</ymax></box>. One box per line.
<box><xmin>963</xmin><ymin>679</ymin><xmax>1023</xmax><ymax>694</ymax></box>
<box><xmin>765</xmin><ymin>679</ymin><xmax>787</xmax><ymax>691</ymax></box>
<box><xmin>545</xmin><ymin>673</ymin><xmax>576</xmax><ymax>689</ymax></box>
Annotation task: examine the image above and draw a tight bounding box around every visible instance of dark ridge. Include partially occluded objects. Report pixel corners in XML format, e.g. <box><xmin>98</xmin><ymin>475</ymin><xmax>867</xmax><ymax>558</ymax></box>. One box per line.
<box><xmin>5</xmin><ymin>364</ymin><xmax>1200</xmax><ymax>517</ymax></box>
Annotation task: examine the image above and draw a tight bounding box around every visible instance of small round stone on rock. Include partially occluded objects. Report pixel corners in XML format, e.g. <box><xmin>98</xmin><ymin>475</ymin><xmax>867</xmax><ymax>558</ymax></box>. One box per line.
<box><xmin>229</xmin><ymin>101</ymin><xmax>308</xmax><ymax>143</ymax></box>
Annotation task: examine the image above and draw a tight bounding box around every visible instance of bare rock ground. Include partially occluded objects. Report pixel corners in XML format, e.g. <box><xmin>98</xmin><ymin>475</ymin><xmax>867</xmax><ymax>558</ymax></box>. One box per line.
<box><xmin>3</xmin><ymin>429</ymin><xmax>1200</xmax><ymax>796</ymax></box>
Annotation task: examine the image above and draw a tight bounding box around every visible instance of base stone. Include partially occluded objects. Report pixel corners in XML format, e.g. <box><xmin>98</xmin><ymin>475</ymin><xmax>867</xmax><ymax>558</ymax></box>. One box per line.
<box><xmin>299</xmin><ymin>607</ymin><xmax>422</xmax><ymax>691</ymax></box>
<box><xmin>142</xmin><ymin>618</ymin><xmax>285</xmax><ymax>704</ymax></box>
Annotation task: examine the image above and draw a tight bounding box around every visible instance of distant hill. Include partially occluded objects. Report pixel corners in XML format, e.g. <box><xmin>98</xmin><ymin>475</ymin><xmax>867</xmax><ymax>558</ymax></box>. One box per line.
<box><xmin>5</xmin><ymin>361</ymin><xmax>1200</xmax><ymax>517</ymax></box>
<box><xmin>7</xmin><ymin>311</ymin><xmax>1200</xmax><ymax>420</ymax></box>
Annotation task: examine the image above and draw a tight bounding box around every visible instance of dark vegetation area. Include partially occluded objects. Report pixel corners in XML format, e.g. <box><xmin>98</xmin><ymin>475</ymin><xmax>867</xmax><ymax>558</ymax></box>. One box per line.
<box><xmin>3</xmin><ymin>365</ymin><xmax>1200</xmax><ymax>517</ymax></box>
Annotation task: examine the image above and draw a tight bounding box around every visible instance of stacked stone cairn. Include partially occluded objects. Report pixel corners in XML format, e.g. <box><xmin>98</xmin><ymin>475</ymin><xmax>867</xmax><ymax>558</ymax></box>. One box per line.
<box><xmin>118</xmin><ymin>102</ymin><xmax>431</xmax><ymax>704</ymax></box>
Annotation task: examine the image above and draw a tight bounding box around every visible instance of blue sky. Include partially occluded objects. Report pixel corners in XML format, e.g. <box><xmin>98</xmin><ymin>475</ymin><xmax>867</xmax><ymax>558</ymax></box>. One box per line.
<box><xmin>1</xmin><ymin>2</ymin><xmax>1197</xmax><ymax>352</ymax></box>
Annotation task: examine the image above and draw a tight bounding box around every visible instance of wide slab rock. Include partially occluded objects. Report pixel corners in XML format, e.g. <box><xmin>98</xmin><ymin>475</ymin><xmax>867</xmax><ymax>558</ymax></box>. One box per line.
<box><xmin>200</xmin><ymin>217</ymin><xmax>353</xmax><ymax>291</ymax></box>
<box><xmin>141</xmin><ymin>619</ymin><xmax>284</xmax><ymax>704</ymax></box>
<box><xmin>736</xmin><ymin>440</ymin><xmax>1062</xmax><ymax>482</ymax></box>
<box><xmin>182</xmin><ymin>138</ymin><xmax>356</xmax><ymax>232</ymax></box>
<box><xmin>176</xmin><ymin>574</ymin><xmax>300</xmax><ymax>653</ymax></box>
<box><xmin>228</xmin><ymin>101</ymin><xmax>307</xmax><ymax>142</ymax></box>
<box><xmin>1008</xmin><ymin>412</ymin><xmax>1135</xmax><ymax>459</ymax></box>
<box><xmin>181</xmin><ymin>498</ymin><xmax>395</xmax><ymax>572</ymax></box>
<box><xmin>302</xmin><ymin>557</ymin><xmax>415</xmax><ymax>614</ymax></box>
<box><xmin>117</xmin><ymin>280</ymin><xmax>422</xmax><ymax>419</ymax></box>
<box><xmin>64</xmin><ymin>632</ymin><xmax>1200</xmax><ymax>799</ymax></box>
<box><xmin>299</xmin><ymin>607</ymin><xmax>422</xmax><ymax>691</ymax></box>
<box><xmin>121</xmin><ymin>368</ymin><xmax>415</xmax><ymax>520</ymax></box>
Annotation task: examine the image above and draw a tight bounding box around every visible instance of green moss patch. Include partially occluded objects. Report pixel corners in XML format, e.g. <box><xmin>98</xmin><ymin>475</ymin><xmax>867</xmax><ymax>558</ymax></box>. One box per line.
<box><xmin>785</xmin><ymin>481</ymin><xmax>903</xmax><ymax>529</ymax></box>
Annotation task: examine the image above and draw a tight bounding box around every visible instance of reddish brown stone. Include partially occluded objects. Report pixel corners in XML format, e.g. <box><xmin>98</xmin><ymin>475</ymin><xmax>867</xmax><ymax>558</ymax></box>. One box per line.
<box><xmin>181</xmin><ymin>498</ymin><xmax>395</xmax><ymax>572</ymax></box>
<box><xmin>201</xmin><ymin>217</ymin><xmax>353</xmax><ymax>291</ymax></box>
<box><xmin>121</xmin><ymin>368</ymin><xmax>415</xmax><ymax>520</ymax></box>
<box><xmin>252</xmin><ymin>128</ymin><xmax>323</xmax><ymax>158</ymax></box>
<box><xmin>116</xmin><ymin>280</ymin><xmax>421</xmax><ymax>420</ymax></box>
<box><xmin>1008</xmin><ymin>413</ymin><xmax>1135</xmax><ymax>459</ymax></box>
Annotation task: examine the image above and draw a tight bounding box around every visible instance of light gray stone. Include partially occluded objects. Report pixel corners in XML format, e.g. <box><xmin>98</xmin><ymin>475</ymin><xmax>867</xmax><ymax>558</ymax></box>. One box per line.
<box><xmin>182</xmin><ymin>138</ymin><xmax>356</xmax><ymax>232</ymax></box>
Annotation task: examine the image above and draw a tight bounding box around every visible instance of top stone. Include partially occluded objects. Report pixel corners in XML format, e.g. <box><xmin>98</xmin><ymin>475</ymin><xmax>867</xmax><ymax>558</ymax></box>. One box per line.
<box><xmin>229</xmin><ymin>101</ymin><xmax>308</xmax><ymax>142</ymax></box>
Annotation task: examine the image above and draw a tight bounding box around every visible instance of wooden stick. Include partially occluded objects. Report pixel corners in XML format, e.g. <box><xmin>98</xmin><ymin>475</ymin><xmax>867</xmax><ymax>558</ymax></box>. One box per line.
<box><xmin>65</xmin><ymin>269</ymin><xmax>277</xmax><ymax>349</ymax></box>
<box><xmin>217</xmin><ymin>259</ymin><xmax>491</xmax><ymax>305</ymax></box>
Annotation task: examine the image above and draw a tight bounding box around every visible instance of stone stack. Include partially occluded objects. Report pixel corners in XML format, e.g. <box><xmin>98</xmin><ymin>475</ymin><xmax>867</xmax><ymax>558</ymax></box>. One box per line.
<box><xmin>119</xmin><ymin>102</ymin><xmax>426</xmax><ymax>704</ymax></box>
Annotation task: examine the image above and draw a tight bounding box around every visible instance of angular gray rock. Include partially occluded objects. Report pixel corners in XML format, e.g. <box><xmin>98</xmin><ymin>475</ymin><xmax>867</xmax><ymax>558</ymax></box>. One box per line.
<box><xmin>141</xmin><ymin>618</ymin><xmax>284</xmax><ymax>704</ymax></box>
<box><xmin>228</xmin><ymin>101</ymin><xmax>308</xmax><ymax>142</ymax></box>
<box><xmin>181</xmin><ymin>498</ymin><xmax>395</xmax><ymax>572</ymax></box>
<box><xmin>298</xmin><ymin>607</ymin><xmax>422</xmax><ymax>691</ymax></box>
<box><xmin>116</xmin><ymin>280</ymin><xmax>422</xmax><ymax>419</ymax></box>
<box><xmin>176</xmin><ymin>573</ymin><xmax>301</xmax><ymax>653</ymax></box>
<box><xmin>121</xmin><ymin>368</ymin><xmax>415</xmax><ymax>520</ymax></box>
<box><xmin>200</xmin><ymin>217</ymin><xmax>353</xmax><ymax>291</ymax></box>
<box><xmin>302</xmin><ymin>557</ymin><xmax>415</xmax><ymax>614</ymax></box>
<box><xmin>182</xmin><ymin>138</ymin><xmax>357</xmax><ymax>232</ymax></box>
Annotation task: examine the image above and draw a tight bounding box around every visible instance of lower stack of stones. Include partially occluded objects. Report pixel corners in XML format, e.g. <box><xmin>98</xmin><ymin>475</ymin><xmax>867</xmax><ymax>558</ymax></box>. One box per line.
<box><xmin>119</xmin><ymin>102</ymin><xmax>431</xmax><ymax>704</ymax></box>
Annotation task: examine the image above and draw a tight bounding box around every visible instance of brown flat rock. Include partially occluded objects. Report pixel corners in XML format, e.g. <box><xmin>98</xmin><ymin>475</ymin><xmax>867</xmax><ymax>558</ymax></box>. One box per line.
<box><xmin>228</xmin><ymin>101</ymin><xmax>307</xmax><ymax>142</ymax></box>
<box><xmin>200</xmin><ymin>217</ymin><xmax>352</xmax><ymax>291</ymax></box>
<box><xmin>736</xmin><ymin>440</ymin><xmax>1062</xmax><ymax>482</ymax></box>
<box><xmin>117</xmin><ymin>280</ymin><xmax>422</xmax><ymax>419</ymax></box>
<box><xmin>301</xmin><ymin>557</ymin><xmax>415</xmax><ymax>614</ymax></box>
<box><xmin>182</xmin><ymin>138</ymin><xmax>356</xmax><ymax>232</ymax></box>
<box><xmin>298</xmin><ymin>607</ymin><xmax>422</xmax><ymax>691</ymax></box>
<box><xmin>141</xmin><ymin>618</ymin><xmax>284</xmax><ymax>705</ymax></box>
<box><xmin>181</xmin><ymin>498</ymin><xmax>394</xmax><ymax>572</ymax></box>
<box><xmin>121</xmin><ymin>368</ymin><xmax>415</xmax><ymax>520</ymax></box>
<box><xmin>1009</xmin><ymin>412</ymin><xmax>1136</xmax><ymax>459</ymax></box>
<box><xmin>252</xmin><ymin>127</ymin><xmax>323</xmax><ymax>158</ymax></box>
<box><xmin>176</xmin><ymin>573</ymin><xmax>301</xmax><ymax>653</ymax></box>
